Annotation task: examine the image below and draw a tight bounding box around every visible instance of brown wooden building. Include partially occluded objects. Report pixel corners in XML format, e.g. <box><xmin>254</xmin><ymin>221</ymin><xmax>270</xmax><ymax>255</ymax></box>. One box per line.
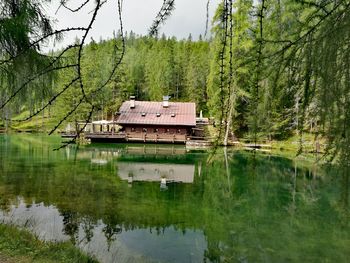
<box><xmin>115</xmin><ymin>96</ymin><xmax>196</xmax><ymax>143</ymax></box>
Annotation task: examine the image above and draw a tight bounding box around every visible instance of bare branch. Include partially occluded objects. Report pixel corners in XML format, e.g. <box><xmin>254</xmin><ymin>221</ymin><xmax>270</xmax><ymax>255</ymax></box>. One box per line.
<box><xmin>149</xmin><ymin>0</ymin><xmax>176</xmax><ymax>37</ymax></box>
<box><xmin>1</xmin><ymin>44</ymin><xmax>79</xmax><ymax>109</ymax></box>
<box><xmin>49</xmin><ymin>96</ymin><xmax>85</xmax><ymax>135</ymax></box>
<box><xmin>90</xmin><ymin>0</ymin><xmax>125</xmax><ymax>97</ymax></box>
<box><xmin>0</xmin><ymin>28</ymin><xmax>86</xmax><ymax>66</ymax></box>
<box><xmin>76</xmin><ymin>0</ymin><xmax>102</xmax><ymax>105</ymax></box>
<box><xmin>58</xmin><ymin>0</ymin><xmax>91</xmax><ymax>14</ymax></box>
<box><xmin>11</xmin><ymin>77</ymin><xmax>80</xmax><ymax>122</ymax></box>
<box><xmin>204</xmin><ymin>0</ymin><xmax>210</xmax><ymax>37</ymax></box>
<box><xmin>53</xmin><ymin>105</ymin><xmax>95</xmax><ymax>151</ymax></box>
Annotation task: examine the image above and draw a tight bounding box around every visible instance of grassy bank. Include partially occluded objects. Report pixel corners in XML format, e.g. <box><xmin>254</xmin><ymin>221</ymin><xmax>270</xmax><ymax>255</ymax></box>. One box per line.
<box><xmin>0</xmin><ymin>224</ymin><xmax>97</xmax><ymax>263</ymax></box>
<box><xmin>0</xmin><ymin>111</ymin><xmax>61</xmax><ymax>133</ymax></box>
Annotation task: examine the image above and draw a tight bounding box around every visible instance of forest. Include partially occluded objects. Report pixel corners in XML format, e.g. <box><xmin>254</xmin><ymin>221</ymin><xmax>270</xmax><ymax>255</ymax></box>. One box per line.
<box><xmin>1</xmin><ymin>1</ymin><xmax>350</xmax><ymax>262</ymax></box>
<box><xmin>0</xmin><ymin>0</ymin><xmax>350</xmax><ymax>161</ymax></box>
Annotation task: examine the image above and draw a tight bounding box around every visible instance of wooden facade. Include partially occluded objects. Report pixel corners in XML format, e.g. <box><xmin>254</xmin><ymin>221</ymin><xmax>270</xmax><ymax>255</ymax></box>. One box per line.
<box><xmin>63</xmin><ymin>97</ymin><xmax>199</xmax><ymax>144</ymax></box>
<box><xmin>122</xmin><ymin>125</ymin><xmax>189</xmax><ymax>143</ymax></box>
<box><xmin>115</xmin><ymin>97</ymin><xmax>196</xmax><ymax>144</ymax></box>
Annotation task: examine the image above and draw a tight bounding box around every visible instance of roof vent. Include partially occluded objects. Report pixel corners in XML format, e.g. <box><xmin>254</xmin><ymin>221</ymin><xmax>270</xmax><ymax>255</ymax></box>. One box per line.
<box><xmin>130</xmin><ymin>96</ymin><xmax>135</xmax><ymax>109</ymax></box>
<box><xmin>162</xmin><ymin>95</ymin><xmax>169</xmax><ymax>108</ymax></box>
<box><xmin>156</xmin><ymin>113</ymin><xmax>161</xmax><ymax>117</ymax></box>
<box><xmin>171</xmin><ymin>113</ymin><xmax>176</xmax><ymax>117</ymax></box>
<box><xmin>141</xmin><ymin>112</ymin><xmax>146</xmax><ymax>117</ymax></box>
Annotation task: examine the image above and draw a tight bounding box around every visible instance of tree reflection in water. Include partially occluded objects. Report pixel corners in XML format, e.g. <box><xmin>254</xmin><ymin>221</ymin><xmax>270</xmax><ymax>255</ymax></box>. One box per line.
<box><xmin>0</xmin><ymin>134</ymin><xmax>350</xmax><ymax>262</ymax></box>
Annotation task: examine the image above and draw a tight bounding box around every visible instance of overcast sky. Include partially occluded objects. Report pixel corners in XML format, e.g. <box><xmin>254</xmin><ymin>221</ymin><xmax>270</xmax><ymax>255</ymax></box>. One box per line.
<box><xmin>45</xmin><ymin>0</ymin><xmax>221</xmax><ymax>48</ymax></box>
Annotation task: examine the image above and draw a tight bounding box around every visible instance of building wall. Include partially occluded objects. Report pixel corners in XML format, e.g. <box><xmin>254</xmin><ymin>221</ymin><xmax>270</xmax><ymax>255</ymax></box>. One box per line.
<box><xmin>123</xmin><ymin>125</ymin><xmax>191</xmax><ymax>143</ymax></box>
<box><xmin>124</xmin><ymin>126</ymin><xmax>189</xmax><ymax>135</ymax></box>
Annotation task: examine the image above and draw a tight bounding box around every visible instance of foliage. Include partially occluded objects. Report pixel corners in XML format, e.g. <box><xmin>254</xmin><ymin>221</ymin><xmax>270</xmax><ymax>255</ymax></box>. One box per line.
<box><xmin>49</xmin><ymin>34</ymin><xmax>211</xmax><ymax>124</ymax></box>
<box><xmin>0</xmin><ymin>224</ymin><xmax>97</xmax><ymax>263</ymax></box>
<box><xmin>0</xmin><ymin>0</ymin><xmax>58</xmax><ymax>128</ymax></box>
<box><xmin>1</xmin><ymin>0</ymin><xmax>350</xmax><ymax>159</ymax></box>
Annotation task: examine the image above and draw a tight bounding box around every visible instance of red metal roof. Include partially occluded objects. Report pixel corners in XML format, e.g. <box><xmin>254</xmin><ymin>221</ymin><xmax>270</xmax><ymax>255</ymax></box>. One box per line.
<box><xmin>116</xmin><ymin>101</ymin><xmax>196</xmax><ymax>126</ymax></box>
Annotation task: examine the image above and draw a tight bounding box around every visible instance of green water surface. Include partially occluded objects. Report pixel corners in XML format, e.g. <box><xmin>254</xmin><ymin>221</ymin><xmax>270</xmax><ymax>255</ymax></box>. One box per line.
<box><xmin>0</xmin><ymin>134</ymin><xmax>349</xmax><ymax>263</ymax></box>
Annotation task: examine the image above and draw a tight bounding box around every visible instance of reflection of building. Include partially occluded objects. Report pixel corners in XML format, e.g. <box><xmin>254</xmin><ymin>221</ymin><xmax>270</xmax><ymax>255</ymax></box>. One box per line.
<box><xmin>118</xmin><ymin>162</ymin><xmax>195</xmax><ymax>183</ymax></box>
<box><xmin>65</xmin><ymin>146</ymin><xmax>121</xmax><ymax>163</ymax></box>
<box><xmin>65</xmin><ymin>145</ymin><xmax>187</xmax><ymax>163</ymax></box>
<box><xmin>116</xmin><ymin>96</ymin><xmax>196</xmax><ymax>143</ymax></box>
<box><xmin>124</xmin><ymin>145</ymin><xmax>186</xmax><ymax>155</ymax></box>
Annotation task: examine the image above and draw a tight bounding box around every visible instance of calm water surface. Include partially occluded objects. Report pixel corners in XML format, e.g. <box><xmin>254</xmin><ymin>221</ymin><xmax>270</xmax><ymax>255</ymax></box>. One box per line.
<box><xmin>0</xmin><ymin>134</ymin><xmax>349</xmax><ymax>262</ymax></box>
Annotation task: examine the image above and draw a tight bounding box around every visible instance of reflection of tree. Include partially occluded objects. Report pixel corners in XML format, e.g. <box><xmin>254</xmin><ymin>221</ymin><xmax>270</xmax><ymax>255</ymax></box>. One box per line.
<box><xmin>102</xmin><ymin>223</ymin><xmax>122</xmax><ymax>251</ymax></box>
<box><xmin>3</xmin><ymin>140</ymin><xmax>350</xmax><ymax>262</ymax></box>
<box><xmin>223</xmin><ymin>147</ymin><xmax>232</xmax><ymax>198</ymax></box>
<box><xmin>288</xmin><ymin>160</ymin><xmax>297</xmax><ymax>215</ymax></box>
<box><xmin>202</xmin><ymin>151</ymin><xmax>349</xmax><ymax>262</ymax></box>
<box><xmin>82</xmin><ymin>217</ymin><xmax>95</xmax><ymax>243</ymax></box>
<box><xmin>340</xmin><ymin>170</ymin><xmax>349</xmax><ymax>212</ymax></box>
<box><xmin>337</xmin><ymin>163</ymin><xmax>350</xmax><ymax>221</ymax></box>
<box><xmin>0</xmin><ymin>195</ymin><xmax>11</xmax><ymax>213</ymax></box>
<box><xmin>62</xmin><ymin>211</ymin><xmax>79</xmax><ymax>244</ymax></box>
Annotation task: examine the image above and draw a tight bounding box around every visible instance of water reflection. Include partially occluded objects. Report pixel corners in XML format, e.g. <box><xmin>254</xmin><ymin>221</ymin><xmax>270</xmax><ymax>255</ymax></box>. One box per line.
<box><xmin>1</xmin><ymin>135</ymin><xmax>350</xmax><ymax>262</ymax></box>
<box><xmin>0</xmin><ymin>199</ymin><xmax>67</xmax><ymax>242</ymax></box>
<box><xmin>0</xmin><ymin>199</ymin><xmax>206</xmax><ymax>263</ymax></box>
<box><xmin>118</xmin><ymin>163</ymin><xmax>195</xmax><ymax>184</ymax></box>
<box><xmin>67</xmin><ymin>144</ymin><xmax>188</xmax><ymax>164</ymax></box>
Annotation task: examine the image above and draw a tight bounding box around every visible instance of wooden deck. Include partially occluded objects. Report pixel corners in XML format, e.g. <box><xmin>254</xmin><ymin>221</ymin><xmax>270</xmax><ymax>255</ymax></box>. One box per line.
<box><xmin>125</xmin><ymin>132</ymin><xmax>187</xmax><ymax>143</ymax></box>
<box><xmin>85</xmin><ymin>132</ymin><xmax>126</xmax><ymax>140</ymax></box>
<box><xmin>62</xmin><ymin>132</ymin><xmax>193</xmax><ymax>144</ymax></box>
<box><xmin>186</xmin><ymin>140</ymin><xmax>212</xmax><ymax>148</ymax></box>
<box><xmin>61</xmin><ymin>133</ymin><xmax>76</xmax><ymax>138</ymax></box>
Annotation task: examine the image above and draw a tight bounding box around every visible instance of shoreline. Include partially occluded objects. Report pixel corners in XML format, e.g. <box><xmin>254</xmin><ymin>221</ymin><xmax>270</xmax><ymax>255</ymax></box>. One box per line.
<box><xmin>0</xmin><ymin>224</ymin><xmax>97</xmax><ymax>263</ymax></box>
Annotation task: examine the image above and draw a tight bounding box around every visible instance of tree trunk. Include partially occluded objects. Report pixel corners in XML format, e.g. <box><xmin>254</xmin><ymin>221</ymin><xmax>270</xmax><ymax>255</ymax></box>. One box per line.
<box><xmin>224</xmin><ymin>89</ymin><xmax>235</xmax><ymax>146</ymax></box>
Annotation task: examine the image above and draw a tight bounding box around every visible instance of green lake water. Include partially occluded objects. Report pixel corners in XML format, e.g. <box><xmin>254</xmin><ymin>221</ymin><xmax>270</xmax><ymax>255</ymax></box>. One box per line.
<box><xmin>0</xmin><ymin>134</ymin><xmax>349</xmax><ymax>262</ymax></box>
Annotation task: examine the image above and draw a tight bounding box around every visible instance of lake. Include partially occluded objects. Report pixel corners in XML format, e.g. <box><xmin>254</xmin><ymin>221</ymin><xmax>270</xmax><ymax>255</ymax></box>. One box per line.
<box><xmin>0</xmin><ymin>134</ymin><xmax>349</xmax><ymax>262</ymax></box>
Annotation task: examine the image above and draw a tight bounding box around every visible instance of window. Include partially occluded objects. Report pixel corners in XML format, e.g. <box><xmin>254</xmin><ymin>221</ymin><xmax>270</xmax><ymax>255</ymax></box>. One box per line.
<box><xmin>156</xmin><ymin>113</ymin><xmax>161</xmax><ymax>117</ymax></box>
<box><xmin>171</xmin><ymin>113</ymin><xmax>176</xmax><ymax>117</ymax></box>
<box><xmin>141</xmin><ymin>112</ymin><xmax>146</xmax><ymax>117</ymax></box>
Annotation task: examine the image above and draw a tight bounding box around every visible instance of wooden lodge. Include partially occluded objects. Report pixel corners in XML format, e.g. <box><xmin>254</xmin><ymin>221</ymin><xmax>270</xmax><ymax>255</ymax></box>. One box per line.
<box><xmin>64</xmin><ymin>96</ymin><xmax>202</xmax><ymax>144</ymax></box>
<box><xmin>114</xmin><ymin>96</ymin><xmax>196</xmax><ymax>143</ymax></box>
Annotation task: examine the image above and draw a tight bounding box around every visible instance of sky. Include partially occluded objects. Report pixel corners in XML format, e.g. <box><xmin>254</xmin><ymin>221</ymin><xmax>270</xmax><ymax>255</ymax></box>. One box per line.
<box><xmin>45</xmin><ymin>0</ymin><xmax>221</xmax><ymax>49</ymax></box>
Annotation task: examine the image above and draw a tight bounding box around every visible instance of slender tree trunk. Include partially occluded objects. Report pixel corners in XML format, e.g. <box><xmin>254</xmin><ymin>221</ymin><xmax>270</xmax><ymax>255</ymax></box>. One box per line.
<box><xmin>224</xmin><ymin>146</ymin><xmax>232</xmax><ymax>195</ymax></box>
<box><xmin>6</xmin><ymin>107</ymin><xmax>12</xmax><ymax>131</ymax></box>
<box><xmin>295</xmin><ymin>94</ymin><xmax>299</xmax><ymax>135</ymax></box>
<box><xmin>42</xmin><ymin>99</ymin><xmax>44</xmax><ymax>130</ymax></box>
<box><xmin>224</xmin><ymin>89</ymin><xmax>235</xmax><ymax>146</ymax></box>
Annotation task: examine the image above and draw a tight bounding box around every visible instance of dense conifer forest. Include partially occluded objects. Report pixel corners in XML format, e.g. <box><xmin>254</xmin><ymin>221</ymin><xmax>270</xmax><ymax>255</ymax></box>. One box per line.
<box><xmin>1</xmin><ymin>0</ymin><xmax>350</xmax><ymax>160</ymax></box>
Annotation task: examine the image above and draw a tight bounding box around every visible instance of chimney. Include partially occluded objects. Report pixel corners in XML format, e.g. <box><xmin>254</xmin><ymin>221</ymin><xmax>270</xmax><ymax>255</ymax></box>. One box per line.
<box><xmin>162</xmin><ymin>95</ymin><xmax>169</xmax><ymax>108</ymax></box>
<box><xmin>130</xmin><ymin>96</ymin><xmax>135</xmax><ymax>109</ymax></box>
